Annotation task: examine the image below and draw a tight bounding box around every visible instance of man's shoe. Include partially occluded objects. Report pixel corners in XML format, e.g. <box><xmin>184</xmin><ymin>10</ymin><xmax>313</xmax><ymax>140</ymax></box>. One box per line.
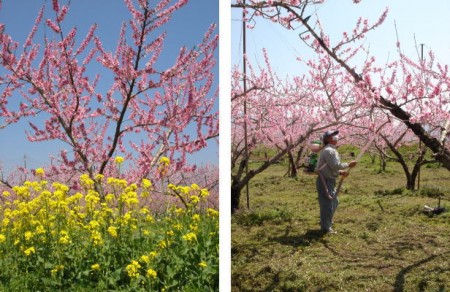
<box><xmin>320</xmin><ymin>228</ymin><xmax>337</xmax><ymax>234</ymax></box>
<box><xmin>326</xmin><ymin>229</ymin><xmax>337</xmax><ymax>234</ymax></box>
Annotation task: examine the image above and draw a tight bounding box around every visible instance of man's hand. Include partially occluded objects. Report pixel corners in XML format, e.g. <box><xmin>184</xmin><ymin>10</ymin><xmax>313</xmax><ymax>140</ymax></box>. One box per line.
<box><xmin>348</xmin><ymin>161</ymin><xmax>357</xmax><ymax>168</ymax></box>
<box><xmin>340</xmin><ymin>171</ymin><xmax>350</xmax><ymax>177</ymax></box>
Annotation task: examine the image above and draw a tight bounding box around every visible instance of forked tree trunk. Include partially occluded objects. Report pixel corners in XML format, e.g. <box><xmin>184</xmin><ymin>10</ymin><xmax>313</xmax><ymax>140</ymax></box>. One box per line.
<box><xmin>231</xmin><ymin>181</ymin><xmax>241</xmax><ymax>214</ymax></box>
<box><xmin>382</xmin><ymin>135</ymin><xmax>428</xmax><ymax>190</ymax></box>
<box><xmin>287</xmin><ymin>150</ymin><xmax>297</xmax><ymax>178</ymax></box>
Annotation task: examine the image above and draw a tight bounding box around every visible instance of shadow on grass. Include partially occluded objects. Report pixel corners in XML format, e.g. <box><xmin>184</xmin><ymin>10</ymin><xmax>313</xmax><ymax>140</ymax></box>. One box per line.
<box><xmin>394</xmin><ymin>251</ymin><xmax>449</xmax><ymax>292</ymax></box>
<box><xmin>268</xmin><ymin>229</ymin><xmax>327</xmax><ymax>248</ymax></box>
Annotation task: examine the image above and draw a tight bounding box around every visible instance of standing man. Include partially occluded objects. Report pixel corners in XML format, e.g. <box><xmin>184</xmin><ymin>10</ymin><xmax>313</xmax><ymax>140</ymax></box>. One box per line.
<box><xmin>316</xmin><ymin>130</ymin><xmax>357</xmax><ymax>233</ymax></box>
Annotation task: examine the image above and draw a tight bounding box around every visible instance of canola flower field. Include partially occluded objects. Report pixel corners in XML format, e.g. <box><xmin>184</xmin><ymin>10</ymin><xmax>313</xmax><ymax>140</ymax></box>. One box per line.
<box><xmin>0</xmin><ymin>158</ymin><xmax>219</xmax><ymax>291</ymax></box>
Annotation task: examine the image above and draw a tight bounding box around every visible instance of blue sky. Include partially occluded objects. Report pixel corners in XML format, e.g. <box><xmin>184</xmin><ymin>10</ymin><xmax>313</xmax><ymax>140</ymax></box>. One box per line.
<box><xmin>232</xmin><ymin>0</ymin><xmax>450</xmax><ymax>78</ymax></box>
<box><xmin>0</xmin><ymin>0</ymin><xmax>219</xmax><ymax>173</ymax></box>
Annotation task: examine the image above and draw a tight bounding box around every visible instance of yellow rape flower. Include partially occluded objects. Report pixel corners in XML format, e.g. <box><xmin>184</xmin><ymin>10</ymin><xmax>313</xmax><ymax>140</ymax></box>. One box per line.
<box><xmin>108</xmin><ymin>226</ymin><xmax>118</xmax><ymax>238</ymax></box>
<box><xmin>114</xmin><ymin>156</ymin><xmax>125</xmax><ymax>164</ymax></box>
<box><xmin>142</xmin><ymin>178</ymin><xmax>152</xmax><ymax>189</ymax></box>
<box><xmin>0</xmin><ymin>234</ymin><xmax>5</xmax><ymax>243</ymax></box>
<box><xmin>117</xmin><ymin>179</ymin><xmax>128</xmax><ymax>188</ymax></box>
<box><xmin>51</xmin><ymin>265</ymin><xmax>64</xmax><ymax>276</ymax></box>
<box><xmin>144</xmin><ymin>214</ymin><xmax>154</xmax><ymax>223</ymax></box>
<box><xmin>80</xmin><ymin>174</ymin><xmax>95</xmax><ymax>188</ymax></box>
<box><xmin>35</xmin><ymin>225</ymin><xmax>46</xmax><ymax>235</ymax></box>
<box><xmin>105</xmin><ymin>193</ymin><xmax>115</xmax><ymax>203</ymax></box>
<box><xmin>24</xmin><ymin>231</ymin><xmax>33</xmax><ymax>241</ymax></box>
<box><xmin>158</xmin><ymin>157</ymin><xmax>170</xmax><ymax>176</ymax></box>
<box><xmin>2</xmin><ymin>218</ymin><xmax>10</xmax><ymax>228</ymax></box>
<box><xmin>182</xmin><ymin>232</ymin><xmax>197</xmax><ymax>242</ymax></box>
<box><xmin>207</xmin><ymin>208</ymin><xmax>219</xmax><ymax>218</ymax></box>
<box><xmin>59</xmin><ymin>236</ymin><xmax>70</xmax><ymax>245</ymax></box>
<box><xmin>140</xmin><ymin>255</ymin><xmax>150</xmax><ymax>264</ymax></box>
<box><xmin>91</xmin><ymin>263</ymin><xmax>100</xmax><ymax>271</ymax></box>
<box><xmin>190</xmin><ymin>195</ymin><xmax>200</xmax><ymax>204</ymax></box>
<box><xmin>125</xmin><ymin>260</ymin><xmax>141</xmax><ymax>278</ymax></box>
<box><xmin>40</xmin><ymin>190</ymin><xmax>51</xmax><ymax>199</ymax></box>
<box><xmin>200</xmin><ymin>188</ymin><xmax>209</xmax><ymax>198</ymax></box>
<box><xmin>2</xmin><ymin>191</ymin><xmax>10</xmax><ymax>197</ymax></box>
<box><xmin>146</xmin><ymin>268</ymin><xmax>157</xmax><ymax>279</ymax></box>
<box><xmin>122</xmin><ymin>191</ymin><xmax>139</xmax><ymax>207</ymax></box>
<box><xmin>13</xmin><ymin>186</ymin><xmax>30</xmax><ymax>198</ymax></box>
<box><xmin>59</xmin><ymin>231</ymin><xmax>71</xmax><ymax>245</ymax></box>
<box><xmin>192</xmin><ymin>214</ymin><xmax>200</xmax><ymax>222</ymax></box>
<box><xmin>35</xmin><ymin>167</ymin><xmax>45</xmax><ymax>177</ymax></box>
<box><xmin>159</xmin><ymin>156</ymin><xmax>170</xmax><ymax>165</ymax></box>
<box><xmin>91</xmin><ymin>230</ymin><xmax>103</xmax><ymax>246</ymax></box>
<box><xmin>180</xmin><ymin>186</ymin><xmax>190</xmax><ymax>195</ymax></box>
<box><xmin>125</xmin><ymin>184</ymin><xmax>137</xmax><ymax>192</ymax></box>
<box><xmin>95</xmin><ymin>173</ymin><xmax>104</xmax><ymax>180</ymax></box>
<box><xmin>175</xmin><ymin>208</ymin><xmax>184</xmax><ymax>216</ymax></box>
<box><xmin>107</xmin><ymin>177</ymin><xmax>128</xmax><ymax>188</ymax></box>
<box><xmin>53</xmin><ymin>190</ymin><xmax>66</xmax><ymax>201</ymax></box>
<box><xmin>121</xmin><ymin>212</ymin><xmax>134</xmax><ymax>225</ymax></box>
<box><xmin>158</xmin><ymin>240</ymin><xmax>167</xmax><ymax>249</ymax></box>
<box><xmin>85</xmin><ymin>190</ymin><xmax>100</xmax><ymax>209</ymax></box>
<box><xmin>190</xmin><ymin>224</ymin><xmax>198</xmax><ymax>232</ymax></box>
<box><xmin>198</xmin><ymin>261</ymin><xmax>207</xmax><ymax>268</ymax></box>
<box><xmin>52</xmin><ymin>182</ymin><xmax>69</xmax><ymax>192</ymax></box>
<box><xmin>88</xmin><ymin>220</ymin><xmax>101</xmax><ymax>230</ymax></box>
<box><xmin>50</xmin><ymin>268</ymin><xmax>57</xmax><ymax>276</ymax></box>
<box><xmin>140</xmin><ymin>207</ymin><xmax>150</xmax><ymax>215</ymax></box>
<box><xmin>24</xmin><ymin>246</ymin><xmax>35</xmax><ymax>256</ymax></box>
<box><xmin>67</xmin><ymin>192</ymin><xmax>83</xmax><ymax>204</ymax></box>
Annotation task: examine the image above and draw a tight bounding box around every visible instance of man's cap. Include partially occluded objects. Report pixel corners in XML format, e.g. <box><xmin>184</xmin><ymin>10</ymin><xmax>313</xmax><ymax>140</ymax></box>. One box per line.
<box><xmin>322</xmin><ymin>130</ymin><xmax>339</xmax><ymax>140</ymax></box>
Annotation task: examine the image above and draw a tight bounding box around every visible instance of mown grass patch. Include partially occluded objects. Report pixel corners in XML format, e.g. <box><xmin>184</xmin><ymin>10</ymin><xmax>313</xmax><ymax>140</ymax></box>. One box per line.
<box><xmin>232</xmin><ymin>151</ymin><xmax>450</xmax><ymax>291</ymax></box>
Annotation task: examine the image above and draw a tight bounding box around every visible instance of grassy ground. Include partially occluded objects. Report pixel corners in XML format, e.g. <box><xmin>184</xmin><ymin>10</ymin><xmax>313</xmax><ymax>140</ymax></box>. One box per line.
<box><xmin>231</xmin><ymin>148</ymin><xmax>450</xmax><ymax>291</ymax></box>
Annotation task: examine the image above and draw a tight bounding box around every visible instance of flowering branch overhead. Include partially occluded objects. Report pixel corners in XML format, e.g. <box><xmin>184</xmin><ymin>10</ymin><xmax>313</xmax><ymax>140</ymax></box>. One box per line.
<box><xmin>233</xmin><ymin>0</ymin><xmax>450</xmax><ymax>170</ymax></box>
<box><xmin>0</xmin><ymin>0</ymin><xmax>218</xmax><ymax>188</ymax></box>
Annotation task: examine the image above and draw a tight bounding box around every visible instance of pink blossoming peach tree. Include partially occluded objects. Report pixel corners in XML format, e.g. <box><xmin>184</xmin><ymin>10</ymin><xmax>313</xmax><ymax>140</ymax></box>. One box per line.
<box><xmin>231</xmin><ymin>0</ymin><xmax>450</xmax><ymax>212</ymax></box>
<box><xmin>0</xmin><ymin>0</ymin><xmax>218</xmax><ymax>198</ymax></box>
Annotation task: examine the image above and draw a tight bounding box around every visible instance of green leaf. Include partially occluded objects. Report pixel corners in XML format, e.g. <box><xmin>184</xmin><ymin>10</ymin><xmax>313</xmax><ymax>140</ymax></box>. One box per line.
<box><xmin>44</xmin><ymin>262</ymin><xmax>53</xmax><ymax>270</ymax></box>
